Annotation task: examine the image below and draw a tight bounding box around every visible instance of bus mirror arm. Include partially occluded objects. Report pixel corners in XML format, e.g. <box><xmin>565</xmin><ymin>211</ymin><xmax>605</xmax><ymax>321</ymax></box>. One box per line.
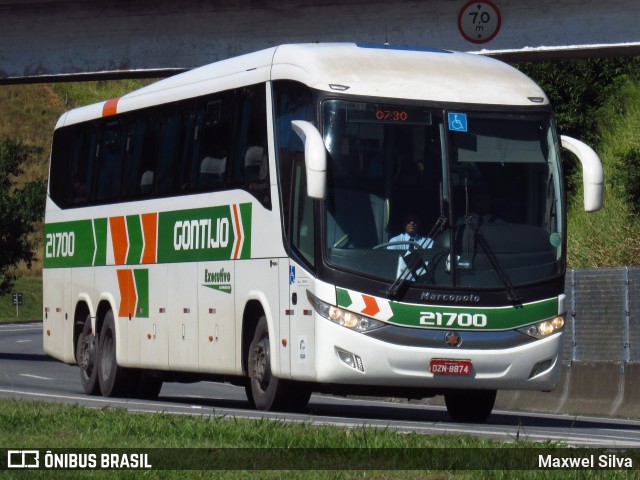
<box><xmin>291</xmin><ymin>120</ymin><xmax>327</xmax><ymax>200</ymax></box>
<box><xmin>560</xmin><ymin>135</ymin><xmax>604</xmax><ymax>212</ymax></box>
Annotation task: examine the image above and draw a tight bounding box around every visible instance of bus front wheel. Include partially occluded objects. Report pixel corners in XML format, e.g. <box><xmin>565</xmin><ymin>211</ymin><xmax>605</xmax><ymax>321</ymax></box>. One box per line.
<box><xmin>444</xmin><ymin>389</ymin><xmax>496</xmax><ymax>423</ymax></box>
<box><xmin>246</xmin><ymin>316</ymin><xmax>310</xmax><ymax>411</ymax></box>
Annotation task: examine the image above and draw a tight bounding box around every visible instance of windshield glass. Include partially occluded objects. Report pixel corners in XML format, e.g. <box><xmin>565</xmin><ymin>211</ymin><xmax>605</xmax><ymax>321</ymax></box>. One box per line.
<box><xmin>322</xmin><ymin>100</ymin><xmax>564</xmax><ymax>290</ymax></box>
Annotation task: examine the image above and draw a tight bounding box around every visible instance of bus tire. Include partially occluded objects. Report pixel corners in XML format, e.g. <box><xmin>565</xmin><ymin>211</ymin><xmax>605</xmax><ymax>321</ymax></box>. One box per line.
<box><xmin>76</xmin><ymin>313</ymin><xmax>100</xmax><ymax>395</ymax></box>
<box><xmin>246</xmin><ymin>316</ymin><xmax>288</xmax><ymax>411</ymax></box>
<box><xmin>444</xmin><ymin>389</ymin><xmax>496</xmax><ymax>423</ymax></box>
<box><xmin>97</xmin><ymin>310</ymin><xmax>132</xmax><ymax>397</ymax></box>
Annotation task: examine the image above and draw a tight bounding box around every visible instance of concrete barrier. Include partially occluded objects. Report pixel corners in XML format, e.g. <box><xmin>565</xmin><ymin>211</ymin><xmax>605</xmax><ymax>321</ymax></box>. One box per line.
<box><xmin>495</xmin><ymin>361</ymin><xmax>640</xmax><ymax>419</ymax></box>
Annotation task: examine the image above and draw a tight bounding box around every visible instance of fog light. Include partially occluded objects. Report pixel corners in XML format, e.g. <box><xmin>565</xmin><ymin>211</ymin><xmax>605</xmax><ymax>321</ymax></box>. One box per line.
<box><xmin>336</xmin><ymin>348</ymin><xmax>364</xmax><ymax>372</ymax></box>
<box><xmin>529</xmin><ymin>359</ymin><xmax>553</xmax><ymax>378</ymax></box>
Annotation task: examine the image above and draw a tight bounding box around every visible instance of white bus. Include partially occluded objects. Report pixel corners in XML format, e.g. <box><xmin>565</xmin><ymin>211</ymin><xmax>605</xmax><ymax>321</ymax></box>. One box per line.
<box><xmin>44</xmin><ymin>43</ymin><xmax>603</xmax><ymax>422</ymax></box>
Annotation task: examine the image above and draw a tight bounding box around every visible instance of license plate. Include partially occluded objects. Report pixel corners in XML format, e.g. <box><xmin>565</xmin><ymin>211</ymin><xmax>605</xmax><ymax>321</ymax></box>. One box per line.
<box><xmin>430</xmin><ymin>359</ymin><xmax>472</xmax><ymax>376</ymax></box>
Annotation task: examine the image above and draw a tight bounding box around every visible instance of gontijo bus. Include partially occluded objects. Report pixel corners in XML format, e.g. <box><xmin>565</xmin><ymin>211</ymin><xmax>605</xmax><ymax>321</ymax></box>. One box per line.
<box><xmin>43</xmin><ymin>43</ymin><xmax>603</xmax><ymax>422</ymax></box>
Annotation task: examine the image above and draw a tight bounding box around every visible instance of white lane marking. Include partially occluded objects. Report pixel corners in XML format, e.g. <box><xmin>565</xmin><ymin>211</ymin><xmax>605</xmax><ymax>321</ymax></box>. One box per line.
<box><xmin>16</xmin><ymin>340</ymin><xmax>31</xmax><ymax>343</ymax></box>
<box><xmin>19</xmin><ymin>374</ymin><xmax>53</xmax><ymax>381</ymax></box>
<box><xmin>0</xmin><ymin>327</ymin><xmax>41</xmax><ymax>333</ymax></box>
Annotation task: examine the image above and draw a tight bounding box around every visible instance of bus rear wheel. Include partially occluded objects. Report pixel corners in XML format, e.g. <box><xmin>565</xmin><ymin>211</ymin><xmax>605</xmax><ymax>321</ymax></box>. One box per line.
<box><xmin>246</xmin><ymin>316</ymin><xmax>310</xmax><ymax>411</ymax></box>
<box><xmin>97</xmin><ymin>310</ymin><xmax>132</xmax><ymax>397</ymax></box>
<box><xmin>444</xmin><ymin>389</ymin><xmax>496</xmax><ymax>423</ymax></box>
<box><xmin>77</xmin><ymin>314</ymin><xmax>100</xmax><ymax>395</ymax></box>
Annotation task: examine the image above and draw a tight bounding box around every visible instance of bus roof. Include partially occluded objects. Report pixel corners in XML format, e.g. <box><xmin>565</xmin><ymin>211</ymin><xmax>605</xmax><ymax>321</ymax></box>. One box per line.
<box><xmin>57</xmin><ymin>43</ymin><xmax>549</xmax><ymax>128</ymax></box>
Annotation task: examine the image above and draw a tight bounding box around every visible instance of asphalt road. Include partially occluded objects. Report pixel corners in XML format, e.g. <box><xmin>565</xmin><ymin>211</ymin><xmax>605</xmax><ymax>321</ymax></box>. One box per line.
<box><xmin>1</xmin><ymin>322</ymin><xmax>639</xmax><ymax>448</ymax></box>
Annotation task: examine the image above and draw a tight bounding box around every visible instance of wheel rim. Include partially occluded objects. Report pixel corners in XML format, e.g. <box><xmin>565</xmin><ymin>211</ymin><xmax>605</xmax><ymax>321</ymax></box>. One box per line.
<box><xmin>80</xmin><ymin>335</ymin><xmax>95</xmax><ymax>376</ymax></box>
<box><xmin>253</xmin><ymin>335</ymin><xmax>271</xmax><ymax>392</ymax></box>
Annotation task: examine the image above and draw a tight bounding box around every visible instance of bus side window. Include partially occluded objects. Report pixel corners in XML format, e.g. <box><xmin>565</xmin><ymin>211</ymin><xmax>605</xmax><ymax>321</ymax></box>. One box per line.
<box><xmin>122</xmin><ymin>113</ymin><xmax>158</xmax><ymax>198</ymax></box>
<box><xmin>232</xmin><ymin>84</ymin><xmax>270</xmax><ymax>209</ymax></box>
<box><xmin>272</xmin><ymin>80</ymin><xmax>316</xmax><ymax>258</ymax></box>
<box><xmin>292</xmin><ymin>158</ymin><xmax>315</xmax><ymax>266</ymax></box>
<box><xmin>156</xmin><ymin>101</ymin><xmax>196</xmax><ymax>196</ymax></box>
<box><xmin>49</xmin><ymin>126</ymin><xmax>72</xmax><ymax>207</ymax></box>
<box><xmin>68</xmin><ymin>123</ymin><xmax>98</xmax><ymax>206</ymax></box>
<box><xmin>191</xmin><ymin>93</ymin><xmax>233</xmax><ymax>191</ymax></box>
<box><xmin>95</xmin><ymin>120</ymin><xmax>126</xmax><ymax>202</ymax></box>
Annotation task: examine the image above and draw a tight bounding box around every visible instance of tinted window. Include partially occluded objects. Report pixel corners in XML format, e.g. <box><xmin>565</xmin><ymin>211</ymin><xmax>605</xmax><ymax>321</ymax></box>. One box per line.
<box><xmin>48</xmin><ymin>83</ymin><xmax>270</xmax><ymax>209</ymax></box>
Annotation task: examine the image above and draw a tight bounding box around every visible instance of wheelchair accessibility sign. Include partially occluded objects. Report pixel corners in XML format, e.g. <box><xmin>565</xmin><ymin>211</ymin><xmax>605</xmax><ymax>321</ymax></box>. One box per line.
<box><xmin>448</xmin><ymin>112</ymin><xmax>468</xmax><ymax>132</ymax></box>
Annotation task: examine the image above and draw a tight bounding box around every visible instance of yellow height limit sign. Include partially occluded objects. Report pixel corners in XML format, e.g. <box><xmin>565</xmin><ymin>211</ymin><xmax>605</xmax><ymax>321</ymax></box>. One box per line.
<box><xmin>458</xmin><ymin>0</ymin><xmax>502</xmax><ymax>44</ymax></box>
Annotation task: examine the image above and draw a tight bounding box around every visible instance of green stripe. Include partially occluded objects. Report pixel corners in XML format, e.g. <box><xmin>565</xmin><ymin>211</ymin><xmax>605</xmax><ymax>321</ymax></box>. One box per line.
<box><xmin>44</xmin><ymin>202</ymin><xmax>252</xmax><ymax>268</ymax></box>
<box><xmin>126</xmin><ymin>215</ymin><xmax>143</xmax><ymax>265</ymax></box>
<box><xmin>239</xmin><ymin>203</ymin><xmax>252</xmax><ymax>259</ymax></box>
<box><xmin>133</xmin><ymin>269</ymin><xmax>149</xmax><ymax>318</ymax></box>
<box><xmin>387</xmin><ymin>297</ymin><xmax>558</xmax><ymax>330</ymax></box>
<box><xmin>93</xmin><ymin>218</ymin><xmax>107</xmax><ymax>266</ymax></box>
<box><xmin>336</xmin><ymin>287</ymin><xmax>558</xmax><ymax>331</ymax></box>
<box><xmin>44</xmin><ymin>220</ymin><xmax>95</xmax><ymax>268</ymax></box>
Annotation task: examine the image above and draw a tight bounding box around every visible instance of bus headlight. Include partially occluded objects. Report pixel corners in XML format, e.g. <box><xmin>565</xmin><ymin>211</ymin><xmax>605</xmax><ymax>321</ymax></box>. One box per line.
<box><xmin>518</xmin><ymin>316</ymin><xmax>565</xmax><ymax>339</ymax></box>
<box><xmin>307</xmin><ymin>292</ymin><xmax>385</xmax><ymax>333</ymax></box>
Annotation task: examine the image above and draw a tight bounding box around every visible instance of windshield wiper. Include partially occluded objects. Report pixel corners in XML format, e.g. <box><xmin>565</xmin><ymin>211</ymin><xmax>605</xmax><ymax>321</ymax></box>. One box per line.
<box><xmin>463</xmin><ymin>214</ymin><xmax>523</xmax><ymax>307</ymax></box>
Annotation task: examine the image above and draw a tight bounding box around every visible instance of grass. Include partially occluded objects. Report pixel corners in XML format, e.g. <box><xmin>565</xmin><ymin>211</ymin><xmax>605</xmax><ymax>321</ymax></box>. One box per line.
<box><xmin>0</xmin><ymin>399</ymin><xmax>637</xmax><ymax>479</ymax></box>
<box><xmin>0</xmin><ymin>276</ymin><xmax>42</xmax><ymax>322</ymax></box>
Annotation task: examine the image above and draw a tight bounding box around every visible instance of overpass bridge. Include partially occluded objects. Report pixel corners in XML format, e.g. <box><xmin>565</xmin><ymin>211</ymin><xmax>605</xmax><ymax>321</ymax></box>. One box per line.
<box><xmin>1</xmin><ymin>0</ymin><xmax>640</xmax><ymax>83</ymax></box>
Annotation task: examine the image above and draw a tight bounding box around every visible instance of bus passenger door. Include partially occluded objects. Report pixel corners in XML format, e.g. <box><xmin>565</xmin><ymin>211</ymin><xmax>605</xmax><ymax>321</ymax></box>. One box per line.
<box><xmin>286</xmin><ymin>157</ymin><xmax>317</xmax><ymax>380</ymax></box>
<box><xmin>278</xmin><ymin>260</ymin><xmax>291</xmax><ymax>377</ymax></box>
<box><xmin>287</xmin><ymin>262</ymin><xmax>316</xmax><ymax>381</ymax></box>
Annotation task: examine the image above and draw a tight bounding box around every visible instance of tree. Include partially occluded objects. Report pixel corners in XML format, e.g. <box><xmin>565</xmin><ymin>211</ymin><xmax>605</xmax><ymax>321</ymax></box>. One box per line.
<box><xmin>0</xmin><ymin>139</ymin><xmax>46</xmax><ymax>295</ymax></box>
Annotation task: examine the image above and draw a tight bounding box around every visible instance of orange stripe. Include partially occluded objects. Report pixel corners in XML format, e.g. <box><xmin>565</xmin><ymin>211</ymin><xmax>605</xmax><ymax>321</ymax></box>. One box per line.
<box><xmin>140</xmin><ymin>213</ymin><xmax>158</xmax><ymax>264</ymax></box>
<box><xmin>109</xmin><ymin>216</ymin><xmax>128</xmax><ymax>265</ymax></box>
<box><xmin>232</xmin><ymin>204</ymin><xmax>242</xmax><ymax>259</ymax></box>
<box><xmin>102</xmin><ymin>97</ymin><xmax>120</xmax><ymax>117</ymax></box>
<box><xmin>361</xmin><ymin>294</ymin><xmax>381</xmax><ymax>317</ymax></box>
<box><xmin>117</xmin><ymin>269</ymin><xmax>137</xmax><ymax>318</ymax></box>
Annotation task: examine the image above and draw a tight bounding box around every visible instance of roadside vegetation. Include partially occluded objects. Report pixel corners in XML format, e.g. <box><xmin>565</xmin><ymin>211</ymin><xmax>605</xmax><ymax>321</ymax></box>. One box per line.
<box><xmin>517</xmin><ymin>58</ymin><xmax>640</xmax><ymax>268</ymax></box>
<box><xmin>0</xmin><ymin>81</ymin><xmax>152</xmax><ymax>322</ymax></box>
<box><xmin>0</xmin><ymin>399</ymin><xmax>636</xmax><ymax>479</ymax></box>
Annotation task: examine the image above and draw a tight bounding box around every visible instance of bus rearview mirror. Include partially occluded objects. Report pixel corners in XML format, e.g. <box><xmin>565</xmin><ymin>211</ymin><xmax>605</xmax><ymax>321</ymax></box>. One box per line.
<box><xmin>560</xmin><ymin>135</ymin><xmax>604</xmax><ymax>212</ymax></box>
<box><xmin>291</xmin><ymin>120</ymin><xmax>327</xmax><ymax>200</ymax></box>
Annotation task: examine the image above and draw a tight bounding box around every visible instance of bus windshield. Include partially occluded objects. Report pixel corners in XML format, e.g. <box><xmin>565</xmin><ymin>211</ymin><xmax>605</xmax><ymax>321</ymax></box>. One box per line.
<box><xmin>322</xmin><ymin>99</ymin><xmax>564</xmax><ymax>289</ymax></box>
